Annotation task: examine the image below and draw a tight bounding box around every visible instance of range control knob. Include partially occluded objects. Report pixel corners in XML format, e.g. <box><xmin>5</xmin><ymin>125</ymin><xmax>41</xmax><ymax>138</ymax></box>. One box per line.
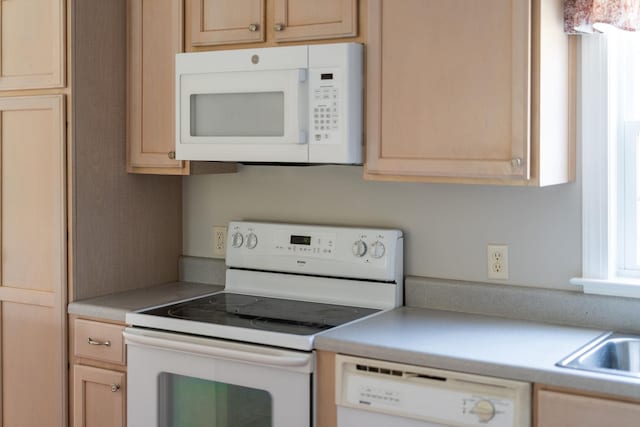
<box><xmin>231</xmin><ymin>232</ymin><xmax>244</xmax><ymax>248</ymax></box>
<box><xmin>370</xmin><ymin>241</ymin><xmax>386</xmax><ymax>259</ymax></box>
<box><xmin>246</xmin><ymin>233</ymin><xmax>258</xmax><ymax>249</ymax></box>
<box><xmin>472</xmin><ymin>400</ymin><xmax>495</xmax><ymax>422</ymax></box>
<box><xmin>352</xmin><ymin>240</ymin><xmax>367</xmax><ymax>257</ymax></box>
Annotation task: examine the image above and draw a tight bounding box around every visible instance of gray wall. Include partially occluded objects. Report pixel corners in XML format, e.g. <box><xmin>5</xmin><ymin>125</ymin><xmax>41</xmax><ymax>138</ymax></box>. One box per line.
<box><xmin>183</xmin><ymin>165</ymin><xmax>581</xmax><ymax>291</ymax></box>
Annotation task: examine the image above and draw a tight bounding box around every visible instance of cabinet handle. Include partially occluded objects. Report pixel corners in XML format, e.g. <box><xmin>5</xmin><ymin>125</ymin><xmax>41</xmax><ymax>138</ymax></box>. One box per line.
<box><xmin>248</xmin><ymin>23</ymin><xmax>259</xmax><ymax>32</ymax></box>
<box><xmin>87</xmin><ymin>337</ymin><xmax>111</xmax><ymax>347</ymax></box>
<box><xmin>273</xmin><ymin>23</ymin><xmax>285</xmax><ymax>32</ymax></box>
<box><xmin>168</xmin><ymin>151</ymin><xmax>176</xmax><ymax>160</ymax></box>
<box><xmin>511</xmin><ymin>157</ymin><xmax>523</xmax><ymax>168</ymax></box>
<box><xmin>111</xmin><ymin>384</ymin><xmax>121</xmax><ymax>393</ymax></box>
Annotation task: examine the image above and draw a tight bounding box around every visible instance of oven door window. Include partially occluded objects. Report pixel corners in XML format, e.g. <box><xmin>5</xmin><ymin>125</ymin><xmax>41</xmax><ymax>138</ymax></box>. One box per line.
<box><xmin>159</xmin><ymin>373</ymin><xmax>272</xmax><ymax>427</ymax></box>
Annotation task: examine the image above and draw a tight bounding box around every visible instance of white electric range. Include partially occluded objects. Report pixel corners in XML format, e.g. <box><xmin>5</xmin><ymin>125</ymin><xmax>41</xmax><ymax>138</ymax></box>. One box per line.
<box><xmin>124</xmin><ymin>221</ymin><xmax>403</xmax><ymax>427</ymax></box>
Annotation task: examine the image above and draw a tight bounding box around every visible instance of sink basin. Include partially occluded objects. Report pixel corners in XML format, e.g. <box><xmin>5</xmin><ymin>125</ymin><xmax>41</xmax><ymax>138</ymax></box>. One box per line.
<box><xmin>557</xmin><ymin>333</ymin><xmax>640</xmax><ymax>378</ymax></box>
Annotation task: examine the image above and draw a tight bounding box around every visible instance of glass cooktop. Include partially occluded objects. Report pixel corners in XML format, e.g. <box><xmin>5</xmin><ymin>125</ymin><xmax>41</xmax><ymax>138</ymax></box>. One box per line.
<box><xmin>140</xmin><ymin>292</ymin><xmax>379</xmax><ymax>336</ymax></box>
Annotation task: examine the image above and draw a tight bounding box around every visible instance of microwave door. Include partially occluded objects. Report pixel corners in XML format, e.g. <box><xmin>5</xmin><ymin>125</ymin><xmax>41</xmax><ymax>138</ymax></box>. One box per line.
<box><xmin>177</xmin><ymin>69</ymin><xmax>308</xmax><ymax>162</ymax></box>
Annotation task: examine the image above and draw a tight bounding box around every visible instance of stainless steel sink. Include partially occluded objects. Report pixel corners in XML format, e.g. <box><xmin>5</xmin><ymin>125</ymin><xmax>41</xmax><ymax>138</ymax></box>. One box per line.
<box><xmin>557</xmin><ymin>333</ymin><xmax>640</xmax><ymax>378</ymax></box>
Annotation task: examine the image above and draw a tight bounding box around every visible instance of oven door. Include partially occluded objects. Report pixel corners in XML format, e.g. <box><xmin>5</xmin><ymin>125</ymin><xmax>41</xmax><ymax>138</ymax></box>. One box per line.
<box><xmin>124</xmin><ymin>327</ymin><xmax>314</xmax><ymax>427</ymax></box>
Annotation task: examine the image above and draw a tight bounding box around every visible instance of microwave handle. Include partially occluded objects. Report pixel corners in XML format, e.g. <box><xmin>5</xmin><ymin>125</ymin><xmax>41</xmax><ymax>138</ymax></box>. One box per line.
<box><xmin>124</xmin><ymin>329</ymin><xmax>314</xmax><ymax>369</ymax></box>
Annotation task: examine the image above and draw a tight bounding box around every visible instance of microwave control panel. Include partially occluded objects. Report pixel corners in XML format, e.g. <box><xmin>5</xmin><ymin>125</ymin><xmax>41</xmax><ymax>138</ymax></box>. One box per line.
<box><xmin>310</xmin><ymin>69</ymin><xmax>341</xmax><ymax>145</ymax></box>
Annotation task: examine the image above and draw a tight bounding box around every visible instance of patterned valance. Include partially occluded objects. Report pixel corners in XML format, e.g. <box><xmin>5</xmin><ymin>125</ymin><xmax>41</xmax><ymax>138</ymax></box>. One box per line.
<box><xmin>565</xmin><ymin>0</ymin><xmax>640</xmax><ymax>33</ymax></box>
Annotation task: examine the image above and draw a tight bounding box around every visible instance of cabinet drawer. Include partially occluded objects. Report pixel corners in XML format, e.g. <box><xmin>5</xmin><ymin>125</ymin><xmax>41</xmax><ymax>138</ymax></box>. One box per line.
<box><xmin>74</xmin><ymin>319</ymin><xmax>125</xmax><ymax>365</ymax></box>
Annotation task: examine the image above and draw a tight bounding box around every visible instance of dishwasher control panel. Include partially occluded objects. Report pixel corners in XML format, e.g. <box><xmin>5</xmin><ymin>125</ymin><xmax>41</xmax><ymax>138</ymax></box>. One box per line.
<box><xmin>335</xmin><ymin>355</ymin><xmax>531</xmax><ymax>427</ymax></box>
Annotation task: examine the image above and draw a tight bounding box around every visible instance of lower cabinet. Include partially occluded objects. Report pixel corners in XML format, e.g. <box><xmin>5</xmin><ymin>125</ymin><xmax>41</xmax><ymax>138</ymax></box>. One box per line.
<box><xmin>535</xmin><ymin>384</ymin><xmax>640</xmax><ymax>427</ymax></box>
<box><xmin>70</xmin><ymin>316</ymin><xmax>127</xmax><ymax>427</ymax></box>
<box><xmin>73</xmin><ymin>366</ymin><xmax>126</xmax><ymax>427</ymax></box>
<box><xmin>316</xmin><ymin>350</ymin><xmax>337</xmax><ymax>427</ymax></box>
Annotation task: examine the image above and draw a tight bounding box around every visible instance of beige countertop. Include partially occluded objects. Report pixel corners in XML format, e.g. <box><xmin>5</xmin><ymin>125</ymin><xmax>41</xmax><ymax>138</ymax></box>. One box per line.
<box><xmin>67</xmin><ymin>281</ymin><xmax>224</xmax><ymax>322</ymax></box>
<box><xmin>315</xmin><ymin>306</ymin><xmax>640</xmax><ymax>401</ymax></box>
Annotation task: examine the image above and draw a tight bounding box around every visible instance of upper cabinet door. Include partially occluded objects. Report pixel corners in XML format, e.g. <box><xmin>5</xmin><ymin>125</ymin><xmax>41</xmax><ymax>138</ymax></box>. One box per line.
<box><xmin>127</xmin><ymin>0</ymin><xmax>186</xmax><ymax>173</ymax></box>
<box><xmin>273</xmin><ymin>0</ymin><xmax>357</xmax><ymax>42</ymax></box>
<box><xmin>0</xmin><ymin>0</ymin><xmax>65</xmax><ymax>90</ymax></box>
<box><xmin>190</xmin><ymin>0</ymin><xmax>265</xmax><ymax>46</ymax></box>
<box><xmin>366</xmin><ymin>0</ymin><xmax>531</xmax><ymax>182</ymax></box>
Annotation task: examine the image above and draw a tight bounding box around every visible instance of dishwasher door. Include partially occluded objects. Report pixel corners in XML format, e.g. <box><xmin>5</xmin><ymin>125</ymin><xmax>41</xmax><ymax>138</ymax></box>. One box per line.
<box><xmin>335</xmin><ymin>355</ymin><xmax>531</xmax><ymax>427</ymax></box>
<box><xmin>339</xmin><ymin>406</ymin><xmax>447</xmax><ymax>427</ymax></box>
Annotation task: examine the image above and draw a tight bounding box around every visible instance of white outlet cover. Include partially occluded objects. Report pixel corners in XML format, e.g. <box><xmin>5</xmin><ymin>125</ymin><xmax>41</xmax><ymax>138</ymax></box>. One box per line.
<box><xmin>213</xmin><ymin>226</ymin><xmax>227</xmax><ymax>258</ymax></box>
<box><xmin>487</xmin><ymin>244</ymin><xmax>508</xmax><ymax>280</ymax></box>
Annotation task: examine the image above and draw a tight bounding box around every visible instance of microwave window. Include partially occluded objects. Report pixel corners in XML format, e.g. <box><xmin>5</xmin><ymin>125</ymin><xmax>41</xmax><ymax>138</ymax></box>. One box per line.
<box><xmin>190</xmin><ymin>92</ymin><xmax>285</xmax><ymax>137</ymax></box>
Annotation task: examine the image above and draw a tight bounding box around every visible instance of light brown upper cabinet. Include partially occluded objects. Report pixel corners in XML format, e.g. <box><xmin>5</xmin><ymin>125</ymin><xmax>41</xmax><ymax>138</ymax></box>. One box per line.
<box><xmin>127</xmin><ymin>0</ymin><xmax>187</xmax><ymax>174</ymax></box>
<box><xmin>188</xmin><ymin>0</ymin><xmax>357</xmax><ymax>47</ymax></box>
<box><xmin>191</xmin><ymin>0</ymin><xmax>265</xmax><ymax>46</ymax></box>
<box><xmin>127</xmin><ymin>0</ymin><xmax>237</xmax><ymax>175</ymax></box>
<box><xmin>0</xmin><ymin>0</ymin><xmax>65</xmax><ymax>90</ymax></box>
<box><xmin>272</xmin><ymin>0</ymin><xmax>357</xmax><ymax>42</ymax></box>
<box><xmin>365</xmin><ymin>0</ymin><xmax>575</xmax><ymax>186</ymax></box>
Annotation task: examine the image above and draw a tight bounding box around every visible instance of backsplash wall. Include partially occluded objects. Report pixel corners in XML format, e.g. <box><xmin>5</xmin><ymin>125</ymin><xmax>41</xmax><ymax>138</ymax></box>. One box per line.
<box><xmin>183</xmin><ymin>165</ymin><xmax>581</xmax><ymax>291</ymax></box>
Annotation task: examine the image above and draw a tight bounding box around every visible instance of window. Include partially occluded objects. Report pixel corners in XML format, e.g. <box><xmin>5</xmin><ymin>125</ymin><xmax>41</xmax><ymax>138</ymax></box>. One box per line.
<box><xmin>574</xmin><ymin>28</ymin><xmax>640</xmax><ymax>298</ymax></box>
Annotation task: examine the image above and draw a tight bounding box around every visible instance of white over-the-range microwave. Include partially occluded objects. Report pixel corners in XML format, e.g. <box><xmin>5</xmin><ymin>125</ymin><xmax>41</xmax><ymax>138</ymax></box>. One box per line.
<box><xmin>175</xmin><ymin>43</ymin><xmax>363</xmax><ymax>164</ymax></box>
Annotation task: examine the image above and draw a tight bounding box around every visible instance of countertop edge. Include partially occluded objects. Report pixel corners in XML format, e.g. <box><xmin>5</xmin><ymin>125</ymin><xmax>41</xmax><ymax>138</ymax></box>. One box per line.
<box><xmin>67</xmin><ymin>282</ymin><xmax>224</xmax><ymax>323</ymax></box>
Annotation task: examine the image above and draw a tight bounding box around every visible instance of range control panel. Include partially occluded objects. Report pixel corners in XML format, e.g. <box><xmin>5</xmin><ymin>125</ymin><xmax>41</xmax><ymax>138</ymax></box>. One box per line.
<box><xmin>272</xmin><ymin>229</ymin><xmax>337</xmax><ymax>258</ymax></box>
<box><xmin>225</xmin><ymin>221</ymin><xmax>403</xmax><ymax>282</ymax></box>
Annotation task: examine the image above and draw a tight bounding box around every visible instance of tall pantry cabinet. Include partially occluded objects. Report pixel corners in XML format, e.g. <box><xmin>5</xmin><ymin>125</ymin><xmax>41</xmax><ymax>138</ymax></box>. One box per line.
<box><xmin>0</xmin><ymin>1</ymin><xmax>183</xmax><ymax>426</ymax></box>
<box><xmin>0</xmin><ymin>0</ymin><xmax>66</xmax><ymax>425</ymax></box>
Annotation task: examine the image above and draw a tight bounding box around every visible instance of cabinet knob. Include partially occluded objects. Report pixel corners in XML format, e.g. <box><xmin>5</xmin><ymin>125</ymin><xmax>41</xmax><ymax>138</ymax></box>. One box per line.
<box><xmin>248</xmin><ymin>23</ymin><xmax>259</xmax><ymax>32</ymax></box>
<box><xmin>111</xmin><ymin>384</ymin><xmax>121</xmax><ymax>393</ymax></box>
<box><xmin>273</xmin><ymin>23</ymin><xmax>285</xmax><ymax>32</ymax></box>
<box><xmin>87</xmin><ymin>337</ymin><xmax>111</xmax><ymax>347</ymax></box>
<box><xmin>168</xmin><ymin>151</ymin><xmax>176</xmax><ymax>160</ymax></box>
<box><xmin>511</xmin><ymin>157</ymin><xmax>523</xmax><ymax>168</ymax></box>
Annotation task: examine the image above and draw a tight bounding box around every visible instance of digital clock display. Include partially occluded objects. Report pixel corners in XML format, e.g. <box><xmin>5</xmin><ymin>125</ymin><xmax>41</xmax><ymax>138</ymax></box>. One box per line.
<box><xmin>290</xmin><ymin>235</ymin><xmax>312</xmax><ymax>245</ymax></box>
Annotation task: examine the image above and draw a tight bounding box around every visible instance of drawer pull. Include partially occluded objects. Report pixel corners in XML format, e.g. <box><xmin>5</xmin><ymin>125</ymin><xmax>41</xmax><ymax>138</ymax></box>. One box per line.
<box><xmin>87</xmin><ymin>337</ymin><xmax>111</xmax><ymax>347</ymax></box>
<box><xmin>111</xmin><ymin>384</ymin><xmax>121</xmax><ymax>393</ymax></box>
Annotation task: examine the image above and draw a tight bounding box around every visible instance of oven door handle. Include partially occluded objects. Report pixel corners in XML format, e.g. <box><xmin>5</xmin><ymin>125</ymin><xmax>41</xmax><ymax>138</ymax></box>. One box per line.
<box><xmin>124</xmin><ymin>329</ymin><xmax>314</xmax><ymax>369</ymax></box>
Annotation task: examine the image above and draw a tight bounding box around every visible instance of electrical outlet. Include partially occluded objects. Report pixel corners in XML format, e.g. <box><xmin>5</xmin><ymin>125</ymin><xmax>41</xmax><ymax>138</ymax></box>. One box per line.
<box><xmin>213</xmin><ymin>226</ymin><xmax>227</xmax><ymax>258</ymax></box>
<box><xmin>487</xmin><ymin>244</ymin><xmax>508</xmax><ymax>280</ymax></box>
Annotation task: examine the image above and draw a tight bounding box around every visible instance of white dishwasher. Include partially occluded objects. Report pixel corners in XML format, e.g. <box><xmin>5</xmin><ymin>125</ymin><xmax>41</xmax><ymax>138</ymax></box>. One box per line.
<box><xmin>336</xmin><ymin>355</ymin><xmax>531</xmax><ymax>427</ymax></box>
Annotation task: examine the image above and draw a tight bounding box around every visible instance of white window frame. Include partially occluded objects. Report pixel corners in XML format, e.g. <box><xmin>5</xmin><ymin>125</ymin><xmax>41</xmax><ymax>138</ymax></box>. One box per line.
<box><xmin>571</xmin><ymin>32</ymin><xmax>640</xmax><ymax>298</ymax></box>
<box><xmin>621</xmin><ymin>122</ymin><xmax>640</xmax><ymax>273</ymax></box>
